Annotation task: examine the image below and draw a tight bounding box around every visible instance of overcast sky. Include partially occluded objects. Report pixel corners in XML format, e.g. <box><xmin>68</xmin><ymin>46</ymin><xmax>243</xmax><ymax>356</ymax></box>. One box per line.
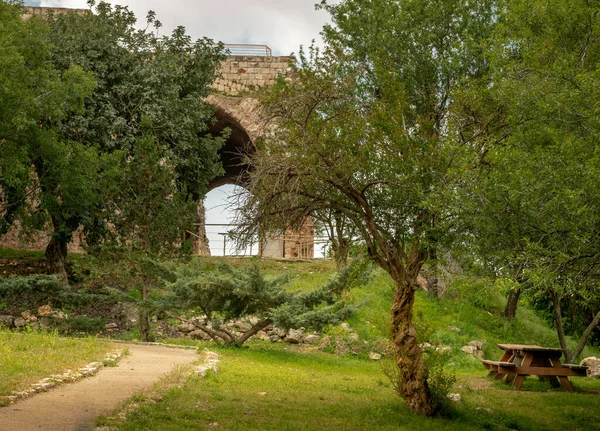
<box><xmin>34</xmin><ymin>0</ymin><xmax>332</xmax><ymax>256</ymax></box>
<box><xmin>38</xmin><ymin>0</ymin><xmax>331</xmax><ymax>56</ymax></box>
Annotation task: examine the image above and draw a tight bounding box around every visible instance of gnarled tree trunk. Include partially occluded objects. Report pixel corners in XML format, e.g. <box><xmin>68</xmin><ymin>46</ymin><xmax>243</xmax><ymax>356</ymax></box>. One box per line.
<box><xmin>390</xmin><ymin>270</ymin><xmax>433</xmax><ymax>415</ymax></box>
<box><xmin>45</xmin><ymin>223</ymin><xmax>69</xmax><ymax>282</ymax></box>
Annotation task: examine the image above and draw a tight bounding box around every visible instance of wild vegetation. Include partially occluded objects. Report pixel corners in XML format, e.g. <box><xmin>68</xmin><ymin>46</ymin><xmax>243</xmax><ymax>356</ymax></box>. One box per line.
<box><xmin>0</xmin><ymin>0</ymin><xmax>600</xmax><ymax>425</ymax></box>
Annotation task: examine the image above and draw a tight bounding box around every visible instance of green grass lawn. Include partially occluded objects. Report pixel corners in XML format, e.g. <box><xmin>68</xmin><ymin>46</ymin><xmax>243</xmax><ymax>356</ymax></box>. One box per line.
<box><xmin>0</xmin><ymin>330</ymin><xmax>114</xmax><ymax>398</ymax></box>
<box><xmin>100</xmin><ymin>345</ymin><xmax>600</xmax><ymax>431</ymax></box>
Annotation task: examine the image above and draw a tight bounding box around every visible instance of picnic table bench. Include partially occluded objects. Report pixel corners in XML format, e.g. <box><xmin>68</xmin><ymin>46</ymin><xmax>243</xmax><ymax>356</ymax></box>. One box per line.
<box><xmin>481</xmin><ymin>344</ymin><xmax>588</xmax><ymax>392</ymax></box>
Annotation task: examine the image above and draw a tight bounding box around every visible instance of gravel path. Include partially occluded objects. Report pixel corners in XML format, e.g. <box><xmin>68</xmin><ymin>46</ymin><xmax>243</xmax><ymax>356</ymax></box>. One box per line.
<box><xmin>0</xmin><ymin>344</ymin><xmax>198</xmax><ymax>431</ymax></box>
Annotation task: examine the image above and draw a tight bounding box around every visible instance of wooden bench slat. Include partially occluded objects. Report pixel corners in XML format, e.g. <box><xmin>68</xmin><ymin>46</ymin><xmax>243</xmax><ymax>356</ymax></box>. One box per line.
<box><xmin>562</xmin><ymin>364</ymin><xmax>588</xmax><ymax>371</ymax></box>
<box><xmin>514</xmin><ymin>366</ymin><xmax>587</xmax><ymax>377</ymax></box>
<box><xmin>481</xmin><ymin>360</ymin><xmax>516</xmax><ymax>367</ymax></box>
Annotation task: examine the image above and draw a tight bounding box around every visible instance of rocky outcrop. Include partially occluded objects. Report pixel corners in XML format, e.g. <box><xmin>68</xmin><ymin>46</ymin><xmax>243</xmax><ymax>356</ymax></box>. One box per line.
<box><xmin>580</xmin><ymin>357</ymin><xmax>600</xmax><ymax>378</ymax></box>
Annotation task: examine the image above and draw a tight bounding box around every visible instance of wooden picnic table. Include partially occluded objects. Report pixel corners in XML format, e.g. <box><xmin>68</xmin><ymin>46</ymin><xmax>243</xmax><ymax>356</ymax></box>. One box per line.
<box><xmin>481</xmin><ymin>344</ymin><xmax>588</xmax><ymax>392</ymax></box>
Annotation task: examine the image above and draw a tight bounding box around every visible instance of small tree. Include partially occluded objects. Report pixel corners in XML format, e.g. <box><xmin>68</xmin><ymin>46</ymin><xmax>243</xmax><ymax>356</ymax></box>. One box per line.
<box><xmin>166</xmin><ymin>260</ymin><xmax>370</xmax><ymax>347</ymax></box>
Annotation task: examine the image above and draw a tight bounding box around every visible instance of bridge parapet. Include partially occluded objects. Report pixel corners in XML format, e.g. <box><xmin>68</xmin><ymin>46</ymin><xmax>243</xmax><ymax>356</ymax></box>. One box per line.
<box><xmin>22</xmin><ymin>6</ymin><xmax>88</xmax><ymax>20</ymax></box>
<box><xmin>212</xmin><ymin>56</ymin><xmax>294</xmax><ymax>96</ymax></box>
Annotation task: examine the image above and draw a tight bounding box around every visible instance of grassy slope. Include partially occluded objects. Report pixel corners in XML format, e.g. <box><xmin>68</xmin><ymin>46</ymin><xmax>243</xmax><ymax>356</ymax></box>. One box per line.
<box><xmin>104</xmin><ymin>257</ymin><xmax>600</xmax><ymax>431</ymax></box>
<box><xmin>0</xmin><ymin>331</ymin><xmax>114</xmax><ymax>398</ymax></box>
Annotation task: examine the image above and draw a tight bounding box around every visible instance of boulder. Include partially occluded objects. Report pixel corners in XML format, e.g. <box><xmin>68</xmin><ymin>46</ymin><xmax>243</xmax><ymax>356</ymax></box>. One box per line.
<box><xmin>105</xmin><ymin>323</ymin><xmax>118</xmax><ymax>330</ymax></box>
<box><xmin>37</xmin><ymin>305</ymin><xmax>53</xmax><ymax>317</ymax></box>
<box><xmin>21</xmin><ymin>311</ymin><xmax>31</xmax><ymax>320</ymax></box>
<box><xmin>14</xmin><ymin>317</ymin><xmax>26</xmax><ymax>328</ymax></box>
<box><xmin>0</xmin><ymin>315</ymin><xmax>14</xmax><ymax>328</ymax></box>
<box><xmin>580</xmin><ymin>357</ymin><xmax>600</xmax><ymax>378</ymax></box>
<box><xmin>285</xmin><ymin>328</ymin><xmax>305</xmax><ymax>344</ymax></box>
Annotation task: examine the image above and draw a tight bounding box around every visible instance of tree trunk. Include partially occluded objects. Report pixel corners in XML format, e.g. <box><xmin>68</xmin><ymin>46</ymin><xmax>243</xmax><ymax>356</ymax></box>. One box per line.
<box><xmin>45</xmin><ymin>228</ymin><xmax>69</xmax><ymax>283</ymax></box>
<box><xmin>550</xmin><ymin>288</ymin><xmax>572</xmax><ymax>362</ymax></box>
<box><xmin>391</xmin><ymin>271</ymin><xmax>433</xmax><ymax>415</ymax></box>
<box><xmin>194</xmin><ymin>200</ymin><xmax>211</xmax><ymax>256</ymax></box>
<box><xmin>504</xmin><ymin>287</ymin><xmax>522</xmax><ymax>322</ymax></box>
<box><xmin>333</xmin><ymin>238</ymin><xmax>351</xmax><ymax>271</ymax></box>
<box><xmin>140</xmin><ymin>284</ymin><xmax>151</xmax><ymax>342</ymax></box>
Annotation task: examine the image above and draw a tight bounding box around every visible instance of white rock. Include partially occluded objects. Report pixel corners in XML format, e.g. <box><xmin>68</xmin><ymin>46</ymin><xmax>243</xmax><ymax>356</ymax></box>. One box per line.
<box><xmin>340</xmin><ymin>323</ymin><xmax>352</xmax><ymax>332</ymax></box>
<box><xmin>468</xmin><ymin>340</ymin><xmax>484</xmax><ymax>350</ymax></box>
<box><xmin>447</xmin><ymin>393</ymin><xmax>461</xmax><ymax>402</ymax></box>
<box><xmin>369</xmin><ymin>352</ymin><xmax>382</xmax><ymax>361</ymax></box>
<box><xmin>461</xmin><ymin>346</ymin><xmax>478</xmax><ymax>355</ymax></box>
<box><xmin>580</xmin><ymin>357</ymin><xmax>600</xmax><ymax>378</ymax></box>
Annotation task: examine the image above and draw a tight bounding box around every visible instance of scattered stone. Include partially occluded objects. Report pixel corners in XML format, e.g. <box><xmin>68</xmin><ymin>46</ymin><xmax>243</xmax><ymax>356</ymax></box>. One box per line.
<box><xmin>207</xmin><ymin>423</ymin><xmax>219</xmax><ymax>428</ymax></box>
<box><xmin>369</xmin><ymin>352</ymin><xmax>382</xmax><ymax>361</ymax></box>
<box><xmin>21</xmin><ymin>311</ymin><xmax>31</xmax><ymax>320</ymax></box>
<box><xmin>461</xmin><ymin>346</ymin><xmax>478</xmax><ymax>355</ymax></box>
<box><xmin>580</xmin><ymin>357</ymin><xmax>600</xmax><ymax>378</ymax></box>
<box><xmin>257</xmin><ymin>392</ymin><xmax>267</xmax><ymax>396</ymax></box>
<box><xmin>420</xmin><ymin>342</ymin><xmax>434</xmax><ymax>350</ymax></box>
<box><xmin>189</xmin><ymin>330</ymin><xmax>212</xmax><ymax>341</ymax></box>
<box><xmin>52</xmin><ymin>311</ymin><xmax>66</xmax><ymax>319</ymax></box>
<box><xmin>177</xmin><ymin>323</ymin><xmax>194</xmax><ymax>333</ymax></box>
<box><xmin>447</xmin><ymin>326</ymin><xmax>461</xmax><ymax>334</ymax></box>
<box><xmin>347</xmin><ymin>333</ymin><xmax>360</xmax><ymax>343</ymax></box>
<box><xmin>14</xmin><ymin>317</ymin><xmax>26</xmax><ymax>328</ymax></box>
<box><xmin>195</xmin><ymin>350</ymin><xmax>220</xmax><ymax>377</ymax></box>
<box><xmin>334</xmin><ymin>337</ymin><xmax>350</xmax><ymax>355</ymax></box>
<box><xmin>436</xmin><ymin>346</ymin><xmax>452</xmax><ymax>353</ymax></box>
<box><xmin>447</xmin><ymin>393</ymin><xmax>461</xmax><ymax>402</ymax></box>
<box><xmin>468</xmin><ymin>340</ymin><xmax>484</xmax><ymax>350</ymax></box>
<box><xmin>304</xmin><ymin>334</ymin><xmax>320</xmax><ymax>344</ymax></box>
<box><xmin>285</xmin><ymin>328</ymin><xmax>305</xmax><ymax>344</ymax></box>
<box><xmin>37</xmin><ymin>305</ymin><xmax>53</xmax><ymax>317</ymax></box>
<box><xmin>105</xmin><ymin>323</ymin><xmax>118</xmax><ymax>330</ymax></box>
<box><xmin>315</xmin><ymin>335</ymin><xmax>330</xmax><ymax>351</ymax></box>
<box><xmin>475</xmin><ymin>407</ymin><xmax>493</xmax><ymax>414</ymax></box>
<box><xmin>340</xmin><ymin>322</ymin><xmax>352</xmax><ymax>332</ymax></box>
<box><xmin>0</xmin><ymin>315</ymin><xmax>14</xmax><ymax>328</ymax></box>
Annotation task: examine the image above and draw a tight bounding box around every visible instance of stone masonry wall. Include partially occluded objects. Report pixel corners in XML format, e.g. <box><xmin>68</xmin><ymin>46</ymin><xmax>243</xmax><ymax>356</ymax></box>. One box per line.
<box><xmin>21</xmin><ymin>7</ymin><xmax>88</xmax><ymax>20</ymax></box>
<box><xmin>212</xmin><ymin>56</ymin><xmax>294</xmax><ymax>96</ymax></box>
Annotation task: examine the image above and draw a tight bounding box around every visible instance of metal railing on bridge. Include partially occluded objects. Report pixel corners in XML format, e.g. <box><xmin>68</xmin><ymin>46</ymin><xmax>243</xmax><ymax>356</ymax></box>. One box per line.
<box><xmin>224</xmin><ymin>44</ymin><xmax>272</xmax><ymax>57</ymax></box>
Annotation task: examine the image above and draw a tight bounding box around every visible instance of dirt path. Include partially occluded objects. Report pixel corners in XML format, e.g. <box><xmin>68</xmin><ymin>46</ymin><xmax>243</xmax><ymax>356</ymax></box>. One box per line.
<box><xmin>0</xmin><ymin>344</ymin><xmax>198</xmax><ymax>431</ymax></box>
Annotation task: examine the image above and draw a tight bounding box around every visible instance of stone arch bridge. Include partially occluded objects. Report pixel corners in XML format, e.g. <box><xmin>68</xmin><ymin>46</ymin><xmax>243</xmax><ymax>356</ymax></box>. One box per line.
<box><xmin>3</xmin><ymin>7</ymin><xmax>314</xmax><ymax>258</ymax></box>
<box><xmin>195</xmin><ymin>50</ymin><xmax>315</xmax><ymax>259</ymax></box>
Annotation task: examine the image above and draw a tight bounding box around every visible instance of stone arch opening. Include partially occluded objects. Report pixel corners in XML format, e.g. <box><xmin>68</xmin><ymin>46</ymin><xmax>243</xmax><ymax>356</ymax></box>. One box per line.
<box><xmin>207</xmin><ymin>107</ymin><xmax>255</xmax><ymax>191</ymax></box>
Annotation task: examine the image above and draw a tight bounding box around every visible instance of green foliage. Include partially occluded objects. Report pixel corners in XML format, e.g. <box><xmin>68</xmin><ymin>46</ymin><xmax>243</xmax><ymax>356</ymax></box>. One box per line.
<box><xmin>45</xmin><ymin>316</ymin><xmax>106</xmax><ymax>335</ymax></box>
<box><xmin>166</xmin><ymin>260</ymin><xmax>370</xmax><ymax>346</ymax></box>
<box><xmin>0</xmin><ymin>275</ymin><xmax>106</xmax><ymax>309</ymax></box>
<box><xmin>454</xmin><ymin>0</ymin><xmax>600</xmax><ymax>359</ymax></box>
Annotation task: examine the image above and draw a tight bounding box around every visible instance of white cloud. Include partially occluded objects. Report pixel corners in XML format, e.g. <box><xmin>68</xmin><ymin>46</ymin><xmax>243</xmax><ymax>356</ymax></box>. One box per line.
<box><xmin>40</xmin><ymin>0</ymin><xmax>331</xmax><ymax>56</ymax></box>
